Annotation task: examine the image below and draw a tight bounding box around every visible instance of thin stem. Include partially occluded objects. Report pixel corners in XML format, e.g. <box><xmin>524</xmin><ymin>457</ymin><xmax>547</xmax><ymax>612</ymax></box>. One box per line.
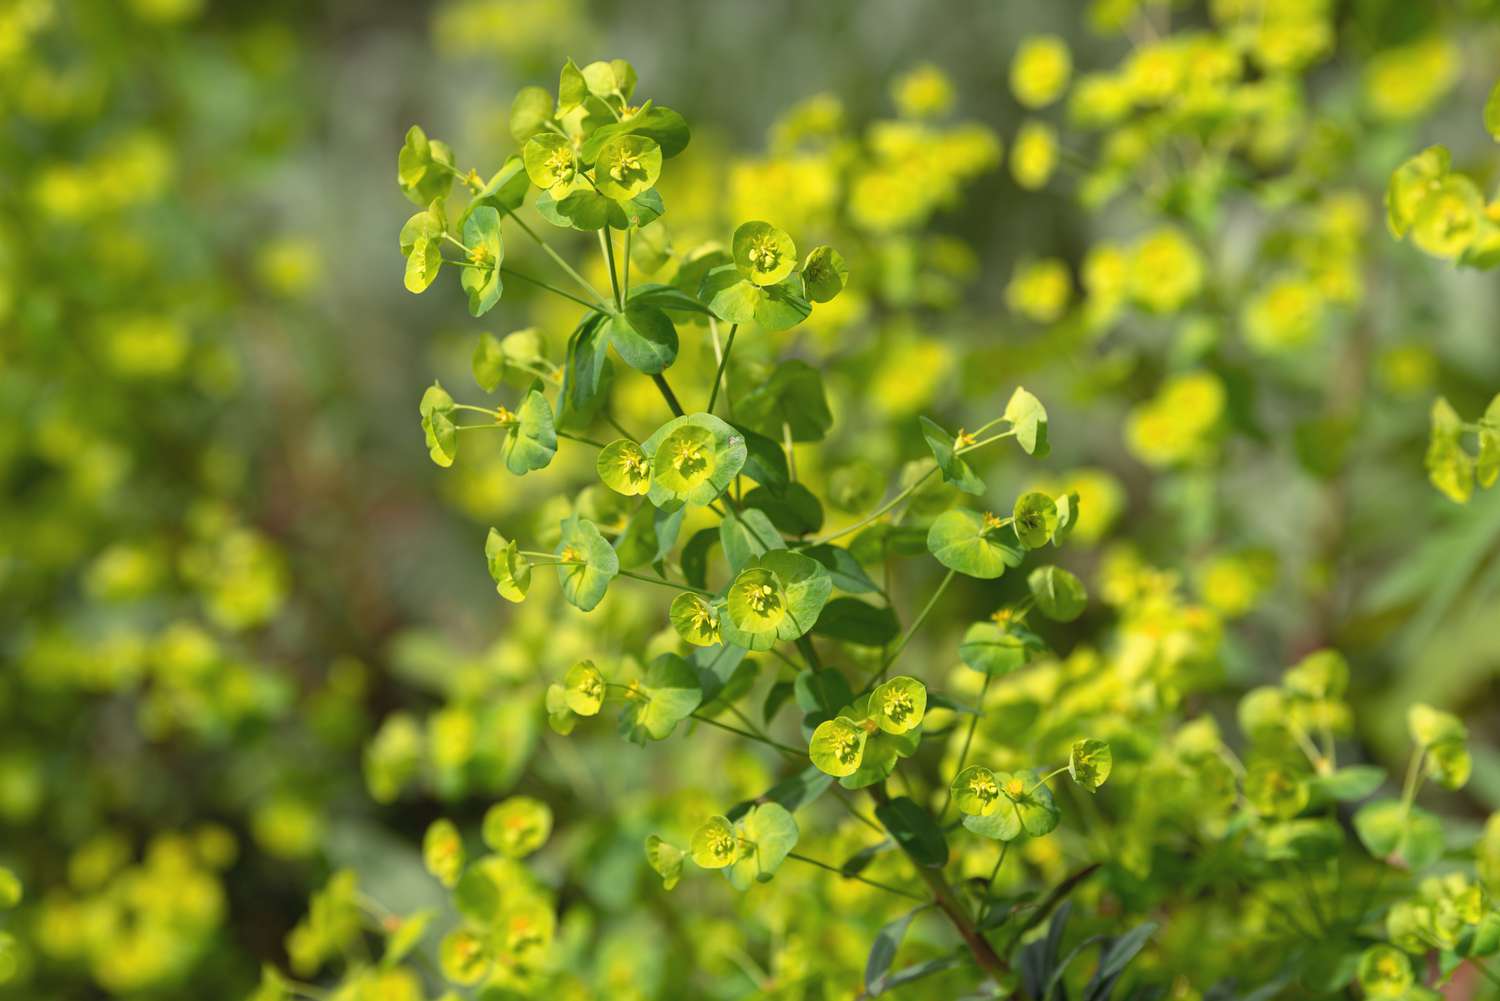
<box><xmin>706</xmin><ymin>324</ymin><xmax>738</xmax><ymax>414</ymax></box>
<box><xmin>784</xmin><ymin>422</ymin><xmax>797</xmax><ymax>482</ymax></box>
<box><xmin>804</xmin><ymin>468</ymin><xmax>936</xmax><ymax>548</ymax></box>
<box><xmin>616</xmin><ymin>568</ymin><xmax>713</xmax><ymax>596</ymax></box>
<box><xmin>602</xmin><ymin>412</ymin><xmax>634</xmax><ymax>440</ymax></box>
<box><xmin>1025</xmin><ymin>766</ymin><xmax>1070</xmax><ymax>796</ymax></box>
<box><xmin>652</xmin><ymin>373</ymin><xmax>686</xmax><ymax>417</ymax></box>
<box><xmin>623</xmin><ymin>226</ymin><xmax>632</xmax><ymax>301</ymax></box>
<box><xmin>785</xmin><ymin>852</ymin><xmax>927</xmax><ymax>902</ymax></box>
<box><xmin>558</xmin><ymin>430</ymin><xmax>607</xmax><ymax>448</ymax></box>
<box><xmin>689</xmin><ymin>712</ymin><xmax>804</xmax><ymax>757</ymax></box>
<box><xmin>504</xmin><ymin>209</ymin><xmax>612</xmax><ymax>308</ymax></box>
<box><xmin>864</xmin><ymin>569</ymin><xmax>956</xmax><ymax>690</ymax></box>
<box><xmin>979</xmin><ymin>841</ymin><xmax>1010</xmax><ymax>923</ymax></box>
<box><xmin>500</xmin><ymin>266</ymin><xmax>608</xmax><ymax>311</ymax></box>
<box><xmin>600</xmin><ymin>228</ymin><xmax>623</xmax><ymax>309</ymax></box>
<box><xmin>938</xmin><ymin>671</ymin><xmax>993</xmax><ymax>819</ymax></box>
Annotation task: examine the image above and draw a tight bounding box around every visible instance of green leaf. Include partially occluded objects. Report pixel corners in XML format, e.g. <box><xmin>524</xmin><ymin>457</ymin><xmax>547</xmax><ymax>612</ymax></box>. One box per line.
<box><xmin>580</xmin><ymin>103</ymin><xmax>692</xmax><ymax>161</ymax></box>
<box><xmin>865</xmin><ymin>905</ymin><xmax>925</xmax><ymax>997</ymax></box>
<box><xmin>727</xmin><ymin>802</ymin><xmax>798</xmax><ymax>890</ymax></box>
<box><xmin>627</xmin><ymin>282</ymin><xmax>714</xmax><ymax>316</ymax></box>
<box><xmin>958</xmin><ymin>621</ymin><xmax>1039</xmax><ymax>675</ymax></box>
<box><xmin>509</xmin><ymin>86</ymin><xmax>554</xmax><ymax>142</ymax></box>
<box><xmin>919</xmin><ymin>416</ymin><xmax>984</xmax><ymax>495</ymax></box>
<box><xmin>736</xmin><ymin>360</ymin><xmax>833</xmax><ymax>443</ymax></box>
<box><xmin>1353</xmin><ymin>799</ymin><xmax>1444</xmax><ymax>869</ymax></box>
<box><xmin>744</xmin><ymin>482</ymin><xmax>823</xmax><ymax>536</ymax></box>
<box><xmin>608</xmin><ymin>304</ymin><xmax>678</xmax><ymax>374</ymax></box>
<box><xmin>558</xmin><ymin>311</ymin><xmax>612</xmax><ymax>430</ymax></box>
<box><xmin>397</xmin><ymin>125</ymin><xmax>455</xmax><ymax>206</ymax></box>
<box><xmin>813</xmin><ymin>598</ymin><xmax>899</xmax><ymax>646</ymax></box>
<box><xmin>1028</xmin><ymin>565</ymin><xmax>1087</xmax><ymax>622</ymax></box>
<box><xmin>485</xmin><ymin>528</ymin><xmax>532</xmax><ymax>603</ymax></box>
<box><xmin>502</xmin><ymin>386</ymin><xmax>556</xmax><ymax>475</ymax></box>
<box><xmin>467</xmin><ymin>155</ymin><xmax>531</xmax><ymax>218</ymax></box>
<box><xmin>702</xmin><ymin>265</ymin><xmax>763</xmax><ymax>325</ymax></box>
<box><xmin>724</xmin><ymin>551</ymin><xmax>831</xmax><ymax>642</ymax></box>
<box><xmin>557</xmin><ymin>58</ymin><xmax>588</xmax><ymax>114</ymax></box>
<box><xmin>459</xmin><ymin>207</ymin><xmax>505</xmax><ymax>317</ymax></box>
<box><xmin>874</xmin><ymin>796</ymin><xmax>949</xmax><ymax>868</ymax></box>
<box><xmin>926</xmin><ymin>508</ymin><xmax>1023</xmax><ymax>579</ymax></box>
<box><xmin>804</xmin><ymin>544</ymin><xmax>880</xmax><ymax>594</ymax></box>
<box><xmin>472</xmin><ymin>333</ymin><xmax>507</xmax><ymax>393</ymax></box>
<box><xmin>554</xmin><ymin>515</ymin><xmax>619</xmax><ymax>612</ymax></box>
<box><xmin>719</xmin><ymin>507</ymin><xmax>785</xmax><ymax>573</ymax></box>
<box><xmin>620</xmin><ymin>652</ymin><xmax>702</xmax><ymax>743</ymax></box>
<box><xmin>382</xmin><ymin>910</ymin><xmax>433</xmax><ymax>967</ymax></box>
<box><xmin>734</xmin><ymin>425</ymin><xmax>791</xmax><ymax>493</ymax></box>
<box><xmin>1003</xmin><ymin>386</ymin><xmax>1050</xmax><ymax>457</ymax></box>
<box><xmin>643</xmin><ymin>413</ymin><xmax>747</xmax><ymax>508</ymax></box>
<box><xmin>1487</xmin><ymin>79</ymin><xmax>1500</xmax><ymax>142</ymax></box>
<box><xmin>1309</xmin><ymin>765</ymin><xmax>1385</xmax><ymax>802</ymax></box>
<box><xmin>404</xmin><ymin>235</ymin><xmax>442</xmax><ymax>294</ymax></box>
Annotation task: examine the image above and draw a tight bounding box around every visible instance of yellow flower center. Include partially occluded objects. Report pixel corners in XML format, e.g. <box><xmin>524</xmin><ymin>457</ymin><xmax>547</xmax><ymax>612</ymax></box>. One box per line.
<box><xmin>560</xmin><ymin>545</ymin><xmax>582</xmax><ymax>564</ymax></box>
<box><xmin>748</xmin><ymin>583</ymin><xmax>779</xmax><ymax>615</ymax></box>
<box><xmin>468</xmin><ymin>242</ymin><xmax>492</xmax><ymax>266</ymax></box>
<box><xmin>970</xmin><ymin>773</ymin><xmax>999</xmax><ymax>803</ymax></box>
<box><xmin>982</xmin><ymin>511</ymin><xmax>1005</xmax><ymax>532</ymax></box>
<box><xmin>623</xmin><ymin>451</ymin><xmax>649</xmax><ymax>480</ymax></box>
<box><xmin>710</xmin><ymin>830</ymin><xmax>737</xmax><ymax>861</ymax></box>
<box><xmin>494</xmin><ymin>405</ymin><xmax>516</xmax><ymax>424</ymax></box>
<box><xmin>1004</xmin><ymin>777</ymin><xmax>1026</xmax><ymax>798</ymax></box>
<box><xmin>883</xmin><ymin>690</ymin><xmax>914</xmax><ymax>723</ymax></box>
<box><xmin>836</xmin><ymin>731</ymin><xmax>861</xmax><ymax>763</ymax></box>
<box><xmin>545</xmin><ymin>147</ymin><xmax>575</xmax><ymax>183</ymax></box>
<box><xmin>990</xmin><ymin>607</ymin><xmax>1015</xmax><ymax>626</ymax></box>
<box><xmin>748</xmin><ymin>235</ymin><xmax>782</xmax><ymax>274</ymax></box>
<box><xmin>610</xmin><ymin>150</ymin><xmax>643</xmax><ymax>182</ymax></box>
<box><xmin>955</xmin><ymin>429</ymin><xmax>977</xmax><ymax>448</ymax></box>
<box><xmin>673</xmin><ymin>439</ymin><xmax>707</xmax><ymax>477</ymax></box>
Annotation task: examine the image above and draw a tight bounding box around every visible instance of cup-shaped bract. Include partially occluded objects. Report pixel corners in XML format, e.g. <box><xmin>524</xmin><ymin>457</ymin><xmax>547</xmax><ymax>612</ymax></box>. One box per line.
<box><xmin>522</xmin><ymin>133</ymin><xmax>579</xmax><ymax>194</ymax></box>
<box><xmin>644</xmin><ymin>413</ymin><xmax>747</xmax><ymax>508</ymax></box>
<box><xmin>594</xmin><ymin>134</ymin><xmax>662</xmax><ymax>201</ymax></box>
<box><xmin>689</xmin><ymin>815</ymin><xmax>740</xmax><ymax>869</ymax></box>
<box><xmin>420</xmin><ymin>381</ymin><xmax>458</xmax><ymax>467</ymax></box>
<box><xmin>927</xmin><ymin>508</ymin><xmax>1024</xmax><ymax>579</ymax></box>
<box><xmin>802</xmin><ymin>245</ymin><xmax>848</xmax><ymax>303</ymax></box>
<box><xmin>1028</xmin><ymin>565</ymin><xmax>1087</xmax><ymax>622</ymax></box>
<box><xmin>1407</xmin><ymin>702</ymin><xmax>1466</xmax><ymax>748</ymax></box>
<box><xmin>1012</xmin><ymin>492</ymin><xmax>1059</xmax><ymax>549</ymax></box>
<box><xmin>553</xmin><ymin>515</ymin><xmax>620</xmax><ymax>612</ymax></box>
<box><xmin>1068</xmin><ymin>738</ymin><xmax>1113</xmax><ymax>791</ymax></box>
<box><xmin>1283</xmin><ymin>649</ymin><xmax>1349</xmax><ymax>701</ymax></box>
<box><xmin>1003</xmin><ymin>386</ymin><xmax>1049</xmax><ymax>457</ymax></box>
<box><xmin>482</xmin><ymin>796</ymin><xmax>553</xmax><ymax>859</ymax></box>
<box><xmin>563</xmin><ymin>660</ymin><xmax>605</xmax><ymax>716</ymax></box>
<box><xmin>439</xmin><ymin>928</ymin><xmax>490</xmax><ymax>985</ymax></box>
<box><xmin>422</xmin><ymin>818</ymin><xmax>464</xmax><ymax>888</ymax></box>
<box><xmin>597</xmin><ymin>439</ymin><xmax>652</xmax><ymax>496</ymax></box>
<box><xmin>644</xmin><ymin>835</ymin><xmax>684</xmax><ymax>891</ymax></box>
<box><xmin>727</xmin><ymin>803</ymin><xmax>798</xmax><ymax>891</ymax></box>
<box><xmin>726</xmin><ymin>567</ymin><xmax>787</xmax><ymax>636</ymax></box>
<box><xmin>485</xmin><ymin>528</ymin><xmax>532</xmax><ymax>602</ymax></box>
<box><xmin>400</xmin><ymin>199</ymin><xmax>447</xmax><ymax>294</ymax></box>
<box><xmin>1426</xmin><ymin>738</ymin><xmax>1472</xmax><ymax>790</ymax></box>
<box><xmin>669</xmin><ymin>592</ymin><xmax>721</xmax><ymax>647</ymax></box>
<box><xmin>397</xmin><ymin>125</ymin><xmax>455</xmax><ymax>206</ymax></box>
<box><xmin>618</xmin><ymin>653</ymin><xmax>702</xmax><ymax>744</ymax></box>
<box><xmin>1244</xmin><ymin>762</ymin><xmax>1310</xmax><ymax>819</ymax></box>
<box><xmin>919</xmin><ymin>416</ymin><xmax>984</xmax><ymax>495</ymax></box>
<box><xmin>544</xmin><ymin>684</ymin><xmax>576</xmax><ymax>735</ymax></box>
<box><xmin>1356</xmin><ymin>945</ymin><xmax>1414</xmax><ymax>999</ymax></box>
<box><xmin>459</xmin><ymin>206</ymin><xmax>504</xmax><ymax>317</ymax></box>
<box><xmin>724</xmin><ymin>551</ymin><xmax>832</xmax><ymax>645</ymax></box>
<box><xmin>809</xmin><ymin>716</ymin><xmax>869</xmax><ymax>777</ymax></box>
<box><xmin>870</xmin><ymin>676</ymin><xmax>927</xmax><ymax>735</ymax></box>
<box><xmin>733</xmin><ymin>221</ymin><xmax>797</xmax><ymax>287</ymax></box>
<box><xmin>951</xmin><ymin>765</ymin><xmax>1005</xmax><ymax>817</ymax></box>
<box><xmin>962</xmin><ymin>770</ymin><xmax>1060</xmax><ymax>841</ymax></box>
<box><xmin>502</xmin><ymin>387</ymin><xmax>557</xmax><ymax>476</ymax></box>
<box><xmin>958</xmin><ymin>620</ymin><xmax>1040</xmax><ymax>675</ymax></box>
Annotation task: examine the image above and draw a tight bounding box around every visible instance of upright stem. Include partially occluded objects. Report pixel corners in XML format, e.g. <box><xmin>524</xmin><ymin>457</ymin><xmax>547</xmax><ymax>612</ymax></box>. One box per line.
<box><xmin>652</xmin><ymin>373</ymin><xmax>686</xmax><ymax>417</ymax></box>
<box><xmin>939</xmin><ymin>671</ymin><xmax>993</xmax><ymax>819</ymax></box>
<box><xmin>600</xmin><ymin>229</ymin><xmax>623</xmax><ymax>309</ymax></box>
<box><xmin>707</xmin><ymin>323</ymin><xmax>738</xmax><ymax>414</ymax></box>
<box><xmin>623</xmin><ymin>226</ymin><xmax>632</xmax><ymax>301</ymax></box>
<box><xmin>865</xmin><ymin>569</ymin><xmax>955</xmax><ymax>690</ymax></box>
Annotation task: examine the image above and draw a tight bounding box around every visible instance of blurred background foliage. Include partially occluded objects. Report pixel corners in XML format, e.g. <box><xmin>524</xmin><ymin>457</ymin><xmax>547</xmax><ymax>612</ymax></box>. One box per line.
<box><xmin>3</xmin><ymin>0</ymin><xmax>1500</xmax><ymax>997</ymax></box>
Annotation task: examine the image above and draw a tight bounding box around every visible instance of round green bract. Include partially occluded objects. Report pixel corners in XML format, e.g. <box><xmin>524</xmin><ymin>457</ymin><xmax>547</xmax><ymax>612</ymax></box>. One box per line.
<box><xmin>503</xmin><ymin>388</ymin><xmax>557</xmax><ymax>475</ymax></box>
<box><xmin>643</xmin><ymin>413</ymin><xmax>747</xmax><ymax>507</ymax></box>
<box><xmin>563</xmin><ymin>659</ymin><xmax>605</xmax><ymax>715</ymax></box>
<box><xmin>597</xmin><ymin>438</ymin><xmax>652</xmax><ymax>496</ymax></box>
<box><xmin>809</xmin><ymin>717</ymin><xmax>868</xmax><ymax>777</ymax></box>
<box><xmin>645</xmin><ymin>835</ymin><xmax>684</xmax><ymax>890</ymax></box>
<box><xmin>594</xmin><ymin>134</ymin><xmax>662</xmax><ymax>201</ymax></box>
<box><xmin>733</xmin><ymin>221</ymin><xmax>797</xmax><ymax>286</ymax></box>
<box><xmin>669</xmin><ymin>592</ymin><xmax>721</xmax><ymax>647</ymax></box>
<box><xmin>459</xmin><ymin>206</ymin><xmax>504</xmax><ymax>317</ymax></box>
<box><xmin>1357</xmin><ymin>944</ymin><xmax>1413</xmax><ymax>998</ymax></box>
<box><xmin>959</xmin><ymin>621</ymin><xmax>1035</xmax><ymax>674</ymax></box>
<box><xmin>802</xmin><ymin>245</ymin><xmax>848</xmax><ymax>302</ymax></box>
<box><xmin>727</xmin><ymin>802</ymin><xmax>798</xmax><ymax>890</ymax></box>
<box><xmin>1068</xmin><ymin>738</ymin><xmax>1112</xmax><ymax>791</ymax></box>
<box><xmin>422</xmin><ymin>818</ymin><xmax>463</xmax><ymax>888</ymax></box>
<box><xmin>1012</xmin><ymin>492</ymin><xmax>1059</xmax><ymax>548</ymax></box>
<box><xmin>438</xmin><ymin>928</ymin><xmax>490</xmax><ymax>985</ymax></box>
<box><xmin>485</xmin><ymin>528</ymin><xmax>532</xmax><ymax>602</ymax></box>
<box><xmin>726</xmin><ymin>567</ymin><xmax>787</xmax><ymax>635</ymax></box>
<box><xmin>482</xmin><ymin>795</ymin><xmax>553</xmax><ymax>858</ymax></box>
<box><xmin>952</xmin><ymin>765</ymin><xmax>1005</xmax><ymax>817</ymax></box>
<box><xmin>523</xmin><ymin>133</ymin><xmax>578</xmax><ymax>193</ymax></box>
<box><xmin>1028</xmin><ymin>565</ymin><xmax>1087</xmax><ymax>622</ymax></box>
<box><xmin>420</xmin><ymin>381</ymin><xmax>457</xmax><ymax>467</ymax></box>
<box><xmin>926</xmin><ymin>508</ymin><xmax>1023</xmax><ymax>579</ymax></box>
<box><xmin>554</xmin><ymin>515</ymin><xmax>620</xmax><ymax>612</ymax></box>
<box><xmin>870</xmin><ymin>676</ymin><xmax>926</xmax><ymax>735</ymax></box>
<box><xmin>727</xmin><ymin>551</ymin><xmax>832</xmax><ymax>642</ymax></box>
<box><xmin>689</xmin><ymin>815</ymin><xmax>740</xmax><ymax>869</ymax></box>
<box><xmin>1244</xmin><ymin>763</ymin><xmax>1309</xmax><ymax>819</ymax></box>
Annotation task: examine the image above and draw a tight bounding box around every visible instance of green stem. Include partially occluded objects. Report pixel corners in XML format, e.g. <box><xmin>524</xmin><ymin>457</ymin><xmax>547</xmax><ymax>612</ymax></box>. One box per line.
<box><xmin>706</xmin><ymin>323</ymin><xmax>738</xmax><ymax>414</ymax></box>
<box><xmin>804</xmin><ymin>468</ymin><xmax>936</xmax><ymax>548</ymax></box>
<box><xmin>616</xmin><ymin>568</ymin><xmax>713</xmax><ymax>596</ymax></box>
<box><xmin>623</xmin><ymin>226</ymin><xmax>632</xmax><ymax>301</ymax></box>
<box><xmin>600</xmin><ymin>228</ymin><xmax>623</xmax><ymax>309</ymax></box>
<box><xmin>689</xmin><ymin>712</ymin><xmax>804</xmax><ymax>756</ymax></box>
<box><xmin>938</xmin><ymin>671</ymin><xmax>992</xmax><ymax>819</ymax></box>
<box><xmin>1025</xmin><ymin>766</ymin><xmax>1070</xmax><ymax>796</ymax></box>
<box><xmin>500</xmin><ymin>266</ymin><xmax>608</xmax><ymax>311</ymax></box>
<box><xmin>652</xmin><ymin>373</ymin><xmax>685</xmax><ymax>417</ymax></box>
<box><xmin>504</xmin><ymin>209</ymin><xmax>612</xmax><ymax>308</ymax></box>
<box><xmin>785</xmin><ymin>851</ymin><xmax>927</xmax><ymax>902</ymax></box>
<box><xmin>979</xmin><ymin>841</ymin><xmax>1010</xmax><ymax>923</ymax></box>
<box><xmin>864</xmin><ymin>569</ymin><xmax>955</xmax><ymax>690</ymax></box>
<box><xmin>558</xmin><ymin>430</ymin><xmax>606</xmax><ymax>448</ymax></box>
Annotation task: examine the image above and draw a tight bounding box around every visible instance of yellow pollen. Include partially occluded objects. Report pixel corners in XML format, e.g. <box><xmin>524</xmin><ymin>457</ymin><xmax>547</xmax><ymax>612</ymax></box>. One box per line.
<box><xmin>494</xmin><ymin>405</ymin><xmax>515</xmax><ymax>424</ymax></box>
<box><xmin>1004</xmin><ymin>777</ymin><xmax>1026</xmax><ymax>798</ymax></box>
<box><xmin>955</xmin><ymin>429</ymin><xmax>977</xmax><ymax>448</ymax></box>
<box><xmin>610</xmin><ymin>151</ymin><xmax>643</xmax><ymax>182</ymax></box>
<box><xmin>748</xmin><ymin>236</ymin><xmax>782</xmax><ymax>273</ymax></box>
<box><xmin>982</xmin><ymin>511</ymin><xmax>1004</xmax><ymax>531</ymax></box>
<box><xmin>560</xmin><ymin>545</ymin><xmax>582</xmax><ymax>563</ymax></box>
<box><xmin>749</xmin><ymin>583</ymin><xmax>778</xmax><ymax>614</ymax></box>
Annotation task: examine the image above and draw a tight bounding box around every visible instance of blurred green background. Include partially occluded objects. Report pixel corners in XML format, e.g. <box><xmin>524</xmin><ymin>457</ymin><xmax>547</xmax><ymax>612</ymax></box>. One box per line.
<box><xmin>4</xmin><ymin>0</ymin><xmax>1500</xmax><ymax>997</ymax></box>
